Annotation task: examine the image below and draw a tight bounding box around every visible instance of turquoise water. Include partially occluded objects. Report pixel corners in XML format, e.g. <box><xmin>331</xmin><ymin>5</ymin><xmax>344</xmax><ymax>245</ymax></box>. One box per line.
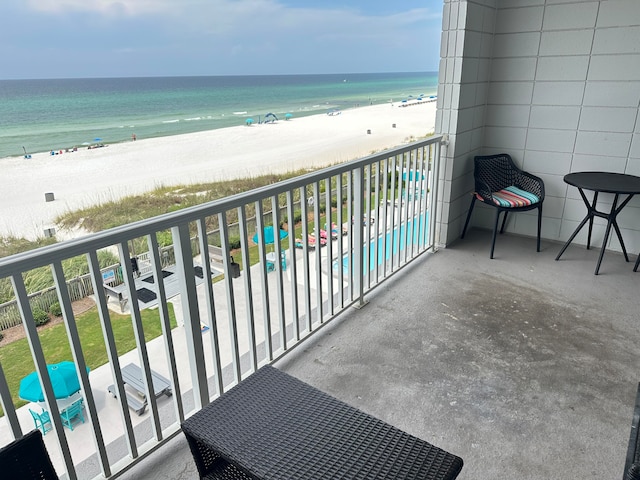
<box><xmin>0</xmin><ymin>72</ymin><xmax>437</xmax><ymax>159</ymax></box>
<box><xmin>336</xmin><ymin>213</ymin><xmax>429</xmax><ymax>275</ymax></box>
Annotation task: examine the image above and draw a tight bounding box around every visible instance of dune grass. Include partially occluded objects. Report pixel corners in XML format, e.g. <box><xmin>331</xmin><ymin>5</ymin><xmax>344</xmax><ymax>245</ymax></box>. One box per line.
<box><xmin>54</xmin><ymin>170</ymin><xmax>314</xmax><ymax>234</ymax></box>
<box><xmin>0</xmin><ymin>304</ymin><xmax>177</xmax><ymax>416</ymax></box>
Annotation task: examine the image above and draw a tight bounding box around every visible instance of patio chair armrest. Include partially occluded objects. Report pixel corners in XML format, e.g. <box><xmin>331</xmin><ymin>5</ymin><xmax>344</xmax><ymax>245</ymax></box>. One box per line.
<box><xmin>516</xmin><ymin>171</ymin><xmax>545</xmax><ymax>200</ymax></box>
<box><xmin>473</xmin><ymin>178</ymin><xmax>495</xmax><ymax>202</ymax></box>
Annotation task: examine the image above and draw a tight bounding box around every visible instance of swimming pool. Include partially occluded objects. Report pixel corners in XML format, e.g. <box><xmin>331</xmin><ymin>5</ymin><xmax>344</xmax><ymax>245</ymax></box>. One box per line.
<box><xmin>334</xmin><ymin>213</ymin><xmax>428</xmax><ymax>275</ymax></box>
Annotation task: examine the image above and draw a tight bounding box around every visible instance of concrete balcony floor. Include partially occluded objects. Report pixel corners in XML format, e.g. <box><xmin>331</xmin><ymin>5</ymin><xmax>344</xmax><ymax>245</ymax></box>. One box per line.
<box><xmin>121</xmin><ymin>229</ymin><xmax>640</xmax><ymax>480</ymax></box>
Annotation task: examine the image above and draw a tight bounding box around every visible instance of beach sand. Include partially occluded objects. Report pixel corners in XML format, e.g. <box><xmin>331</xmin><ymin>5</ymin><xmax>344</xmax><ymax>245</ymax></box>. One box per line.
<box><xmin>1</xmin><ymin>102</ymin><xmax>436</xmax><ymax>240</ymax></box>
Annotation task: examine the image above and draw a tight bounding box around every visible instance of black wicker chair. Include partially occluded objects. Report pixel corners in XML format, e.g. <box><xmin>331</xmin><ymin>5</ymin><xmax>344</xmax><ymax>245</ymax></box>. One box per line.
<box><xmin>461</xmin><ymin>153</ymin><xmax>545</xmax><ymax>258</ymax></box>
<box><xmin>0</xmin><ymin>429</ymin><xmax>58</xmax><ymax>479</ymax></box>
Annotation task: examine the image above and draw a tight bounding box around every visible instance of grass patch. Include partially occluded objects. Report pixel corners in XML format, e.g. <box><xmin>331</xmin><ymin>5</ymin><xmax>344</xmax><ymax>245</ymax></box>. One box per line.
<box><xmin>0</xmin><ymin>304</ymin><xmax>177</xmax><ymax>415</ymax></box>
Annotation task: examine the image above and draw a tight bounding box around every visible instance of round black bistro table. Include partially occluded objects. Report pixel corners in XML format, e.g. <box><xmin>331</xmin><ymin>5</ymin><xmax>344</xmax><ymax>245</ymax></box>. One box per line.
<box><xmin>555</xmin><ymin>172</ymin><xmax>640</xmax><ymax>275</ymax></box>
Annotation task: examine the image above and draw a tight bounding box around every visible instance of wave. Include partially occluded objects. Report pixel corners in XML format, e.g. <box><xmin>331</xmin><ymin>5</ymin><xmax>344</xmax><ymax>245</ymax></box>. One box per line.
<box><xmin>233</xmin><ymin>111</ymin><xmax>248</xmax><ymax>115</ymax></box>
<box><xmin>162</xmin><ymin>119</ymin><xmax>180</xmax><ymax>124</ymax></box>
<box><xmin>185</xmin><ymin>117</ymin><xmax>202</xmax><ymax>121</ymax></box>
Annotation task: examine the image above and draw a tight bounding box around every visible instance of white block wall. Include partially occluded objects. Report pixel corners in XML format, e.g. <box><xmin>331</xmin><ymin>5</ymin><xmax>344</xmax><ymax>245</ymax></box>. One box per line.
<box><xmin>437</xmin><ymin>0</ymin><xmax>640</xmax><ymax>256</ymax></box>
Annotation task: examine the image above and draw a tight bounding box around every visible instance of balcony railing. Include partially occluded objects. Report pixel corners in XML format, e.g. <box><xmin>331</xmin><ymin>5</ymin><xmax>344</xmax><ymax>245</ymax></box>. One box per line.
<box><xmin>0</xmin><ymin>136</ymin><xmax>443</xmax><ymax>479</ymax></box>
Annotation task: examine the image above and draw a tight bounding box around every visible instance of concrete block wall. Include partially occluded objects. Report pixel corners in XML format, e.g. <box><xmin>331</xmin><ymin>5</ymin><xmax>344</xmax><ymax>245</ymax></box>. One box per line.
<box><xmin>436</xmin><ymin>0</ymin><xmax>640</xmax><ymax>255</ymax></box>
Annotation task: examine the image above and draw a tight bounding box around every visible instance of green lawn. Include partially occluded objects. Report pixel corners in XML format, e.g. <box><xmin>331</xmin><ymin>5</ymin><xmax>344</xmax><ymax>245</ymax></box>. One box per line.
<box><xmin>0</xmin><ymin>305</ymin><xmax>177</xmax><ymax>415</ymax></box>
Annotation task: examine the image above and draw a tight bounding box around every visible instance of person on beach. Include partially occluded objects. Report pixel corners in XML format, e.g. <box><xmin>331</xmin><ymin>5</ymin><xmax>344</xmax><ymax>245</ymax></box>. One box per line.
<box><xmin>132</xmin><ymin>133</ymin><xmax>137</xmax><ymax>141</ymax></box>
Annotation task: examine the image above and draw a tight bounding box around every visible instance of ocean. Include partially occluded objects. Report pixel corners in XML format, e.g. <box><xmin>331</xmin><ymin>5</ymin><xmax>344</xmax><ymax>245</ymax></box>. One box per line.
<box><xmin>0</xmin><ymin>72</ymin><xmax>437</xmax><ymax>159</ymax></box>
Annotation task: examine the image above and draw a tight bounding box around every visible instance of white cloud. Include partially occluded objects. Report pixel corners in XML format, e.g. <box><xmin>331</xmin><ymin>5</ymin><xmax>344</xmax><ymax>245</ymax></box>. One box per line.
<box><xmin>25</xmin><ymin>0</ymin><xmax>177</xmax><ymax>16</ymax></box>
<box><xmin>24</xmin><ymin>0</ymin><xmax>437</xmax><ymax>34</ymax></box>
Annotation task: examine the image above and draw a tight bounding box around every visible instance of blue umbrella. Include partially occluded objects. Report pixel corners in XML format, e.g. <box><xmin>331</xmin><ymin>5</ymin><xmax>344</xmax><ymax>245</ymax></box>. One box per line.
<box><xmin>246</xmin><ymin>118</ymin><xmax>254</xmax><ymax>126</ymax></box>
<box><xmin>252</xmin><ymin>225</ymin><xmax>288</xmax><ymax>245</ymax></box>
<box><xmin>285</xmin><ymin>113</ymin><xmax>293</xmax><ymax>120</ymax></box>
<box><xmin>19</xmin><ymin>361</ymin><xmax>90</xmax><ymax>402</ymax></box>
<box><xmin>94</xmin><ymin>138</ymin><xmax>102</xmax><ymax>142</ymax></box>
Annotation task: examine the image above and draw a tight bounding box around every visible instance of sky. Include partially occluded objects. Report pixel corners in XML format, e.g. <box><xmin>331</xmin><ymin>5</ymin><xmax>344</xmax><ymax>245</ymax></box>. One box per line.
<box><xmin>0</xmin><ymin>0</ymin><xmax>443</xmax><ymax>80</ymax></box>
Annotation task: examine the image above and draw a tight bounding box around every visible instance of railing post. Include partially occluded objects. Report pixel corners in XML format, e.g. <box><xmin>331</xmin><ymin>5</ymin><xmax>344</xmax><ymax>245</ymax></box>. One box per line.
<box><xmin>237</xmin><ymin>206</ymin><xmax>258</xmax><ymax>373</ymax></box>
<box><xmin>353</xmin><ymin>167</ymin><xmax>366</xmax><ymax>308</ymax></box>
<box><xmin>254</xmin><ymin>201</ymin><xmax>272</xmax><ymax>362</ymax></box>
<box><xmin>0</xmin><ymin>361</ymin><xmax>21</xmax><ymax>439</ymax></box>
<box><xmin>431</xmin><ymin>140</ymin><xmax>443</xmax><ymax>250</ymax></box>
<box><xmin>12</xmin><ymin>274</ymin><xmax>77</xmax><ymax>480</ymax></box>
<box><xmin>271</xmin><ymin>195</ymin><xmax>287</xmax><ymax>351</ymax></box>
<box><xmin>172</xmin><ymin>223</ymin><xmax>209</xmax><ymax>409</ymax></box>
<box><xmin>219</xmin><ymin>212</ymin><xmax>242</xmax><ymax>385</ymax></box>
<box><xmin>52</xmin><ymin>260</ymin><xmax>110</xmax><ymax>477</ymax></box>
<box><xmin>87</xmin><ymin>250</ymin><xmax>139</xmax><ymax>462</ymax></box>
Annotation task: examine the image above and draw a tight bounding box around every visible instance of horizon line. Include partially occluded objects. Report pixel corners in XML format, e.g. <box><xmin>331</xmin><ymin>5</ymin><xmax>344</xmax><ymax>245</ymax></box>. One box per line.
<box><xmin>0</xmin><ymin>71</ymin><xmax>438</xmax><ymax>82</ymax></box>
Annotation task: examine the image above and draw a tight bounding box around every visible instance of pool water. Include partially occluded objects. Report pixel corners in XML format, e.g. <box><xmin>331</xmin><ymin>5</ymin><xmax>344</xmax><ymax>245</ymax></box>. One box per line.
<box><xmin>334</xmin><ymin>213</ymin><xmax>428</xmax><ymax>275</ymax></box>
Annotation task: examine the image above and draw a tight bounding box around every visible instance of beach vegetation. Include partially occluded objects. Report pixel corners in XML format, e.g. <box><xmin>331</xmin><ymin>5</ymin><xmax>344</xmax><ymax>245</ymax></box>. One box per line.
<box><xmin>0</xmin><ymin>304</ymin><xmax>177</xmax><ymax>416</ymax></box>
<box><xmin>55</xmin><ymin>172</ymin><xmax>310</xmax><ymax>235</ymax></box>
<box><xmin>0</xmin><ymin>235</ymin><xmax>57</xmax><ymax>258</ymax></box>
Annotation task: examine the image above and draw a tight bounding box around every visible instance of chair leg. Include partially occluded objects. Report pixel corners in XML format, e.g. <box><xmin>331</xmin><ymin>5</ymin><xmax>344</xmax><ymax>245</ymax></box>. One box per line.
<box><xmin>537</xmin><ymin>205</ymin><xmax>543</xmax><ymax>252</ymax></box>
<box><xmin>461</xmin><ymin>196</ymin><xmax>476</xmax><ymax>239</ymax></box>
<box><xmin>490</xmin><ymin>209</ymin><xmax>501</xmax><ymax>259</ymax></box>
<box><xmin>499</xmin><ymin>211</ymin><xmax>508</xmax><ymax>234</ymax></box>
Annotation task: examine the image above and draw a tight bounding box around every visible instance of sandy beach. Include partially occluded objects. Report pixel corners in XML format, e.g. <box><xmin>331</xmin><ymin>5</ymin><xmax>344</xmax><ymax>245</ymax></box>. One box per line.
<box><xmin>1</xmin><ymin>101</ymin><xmax>436</xmax><ymax>240</ymax></box>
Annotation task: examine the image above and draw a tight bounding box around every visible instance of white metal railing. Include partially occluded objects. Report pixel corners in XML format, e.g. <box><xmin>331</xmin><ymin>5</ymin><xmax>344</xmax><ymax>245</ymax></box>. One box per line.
<box><xmin>0</xmin><ymin>136</ymin><xmax>443</xmax><ymax>479</ymax></box>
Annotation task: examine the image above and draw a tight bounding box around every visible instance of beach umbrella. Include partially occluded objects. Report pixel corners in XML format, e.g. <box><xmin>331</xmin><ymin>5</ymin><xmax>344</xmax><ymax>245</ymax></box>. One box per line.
<box><xmin>245</xmin><ymin>118</ymin><xmax>254</xmax><ymax>126</ymax></box>
<box><xmin>19</xmin><ymin>361</ymin><xmax>89</xmax><ymax>402</ymax></box>
<box><xmin>285</xmin><ymin>113</ymin><xmax>293</xmax><ymax>120</ymax></box>
<box><xmin>252</xmin><ymin>226</ymin><xmax>288</xmax><ymax>246</ymax></box>
<box><xmin>94</xmin><ymin>138</ymin><xmax>102</xmax><ymax>142</ymax></box>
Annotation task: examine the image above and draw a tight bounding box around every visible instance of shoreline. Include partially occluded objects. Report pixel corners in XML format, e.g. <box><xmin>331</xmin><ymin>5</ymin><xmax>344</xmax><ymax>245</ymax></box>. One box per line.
<box><xmin>1</xmin><ymin>101</ymin><xmax>436</xmax><ymax>241</ymax></box>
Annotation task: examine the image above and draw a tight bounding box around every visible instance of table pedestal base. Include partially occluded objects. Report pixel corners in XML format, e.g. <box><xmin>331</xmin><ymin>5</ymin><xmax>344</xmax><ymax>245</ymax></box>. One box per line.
<box><xmin>555</xmin><ymin>189</ymin><xmax>633</xmax><ymax>275</ymax></box>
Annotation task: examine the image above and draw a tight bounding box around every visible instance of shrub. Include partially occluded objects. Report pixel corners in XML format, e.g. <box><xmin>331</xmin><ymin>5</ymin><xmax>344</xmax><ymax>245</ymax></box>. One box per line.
<box><xmin>49</xmin><ymin>302</ymin><xmax>62</xmax><ymax>317</ymax></box>
<box><xmin>32</xmin><ymin>307</ymin><xmax>50</xmax><ymax>326</ymax></box>
<box><xmin>0</xmin><ymin>331</ymin><xmax>3</xmax><ymax>342</ymax></box>
<box><xmin>227</xmin><ymin>236</ymin><xmax>242</xmax><ymax>250</ymax></box>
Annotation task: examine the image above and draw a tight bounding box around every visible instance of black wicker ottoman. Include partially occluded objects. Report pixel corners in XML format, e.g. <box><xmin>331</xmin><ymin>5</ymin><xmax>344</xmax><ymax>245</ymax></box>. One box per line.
<box><xmin>182</xmin><ymin>365</ymin><xmax>463</xmax><ymax>480</ymax></box>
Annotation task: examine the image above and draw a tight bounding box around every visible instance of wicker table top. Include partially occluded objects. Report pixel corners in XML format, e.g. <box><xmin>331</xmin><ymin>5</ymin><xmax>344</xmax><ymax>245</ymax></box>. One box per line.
<box><xmin>181</xmin><ymin>366</ymin><xmax>463</xmax><ymax>480</ymax></box>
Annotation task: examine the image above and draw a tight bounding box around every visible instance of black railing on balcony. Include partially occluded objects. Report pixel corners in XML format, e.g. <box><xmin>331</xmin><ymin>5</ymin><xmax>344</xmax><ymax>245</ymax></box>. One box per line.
<box><xmin>0</xmin><ymin>136</ymin><xmax>443</xmax><ymax>479</ymax></box>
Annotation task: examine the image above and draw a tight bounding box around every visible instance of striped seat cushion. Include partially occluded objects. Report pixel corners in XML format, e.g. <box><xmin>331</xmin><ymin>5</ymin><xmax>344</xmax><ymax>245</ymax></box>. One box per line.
<box><xmin>477</xmin><ymin>186</ymin><xmax>540</xmax><ymax>208</ymax></box>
